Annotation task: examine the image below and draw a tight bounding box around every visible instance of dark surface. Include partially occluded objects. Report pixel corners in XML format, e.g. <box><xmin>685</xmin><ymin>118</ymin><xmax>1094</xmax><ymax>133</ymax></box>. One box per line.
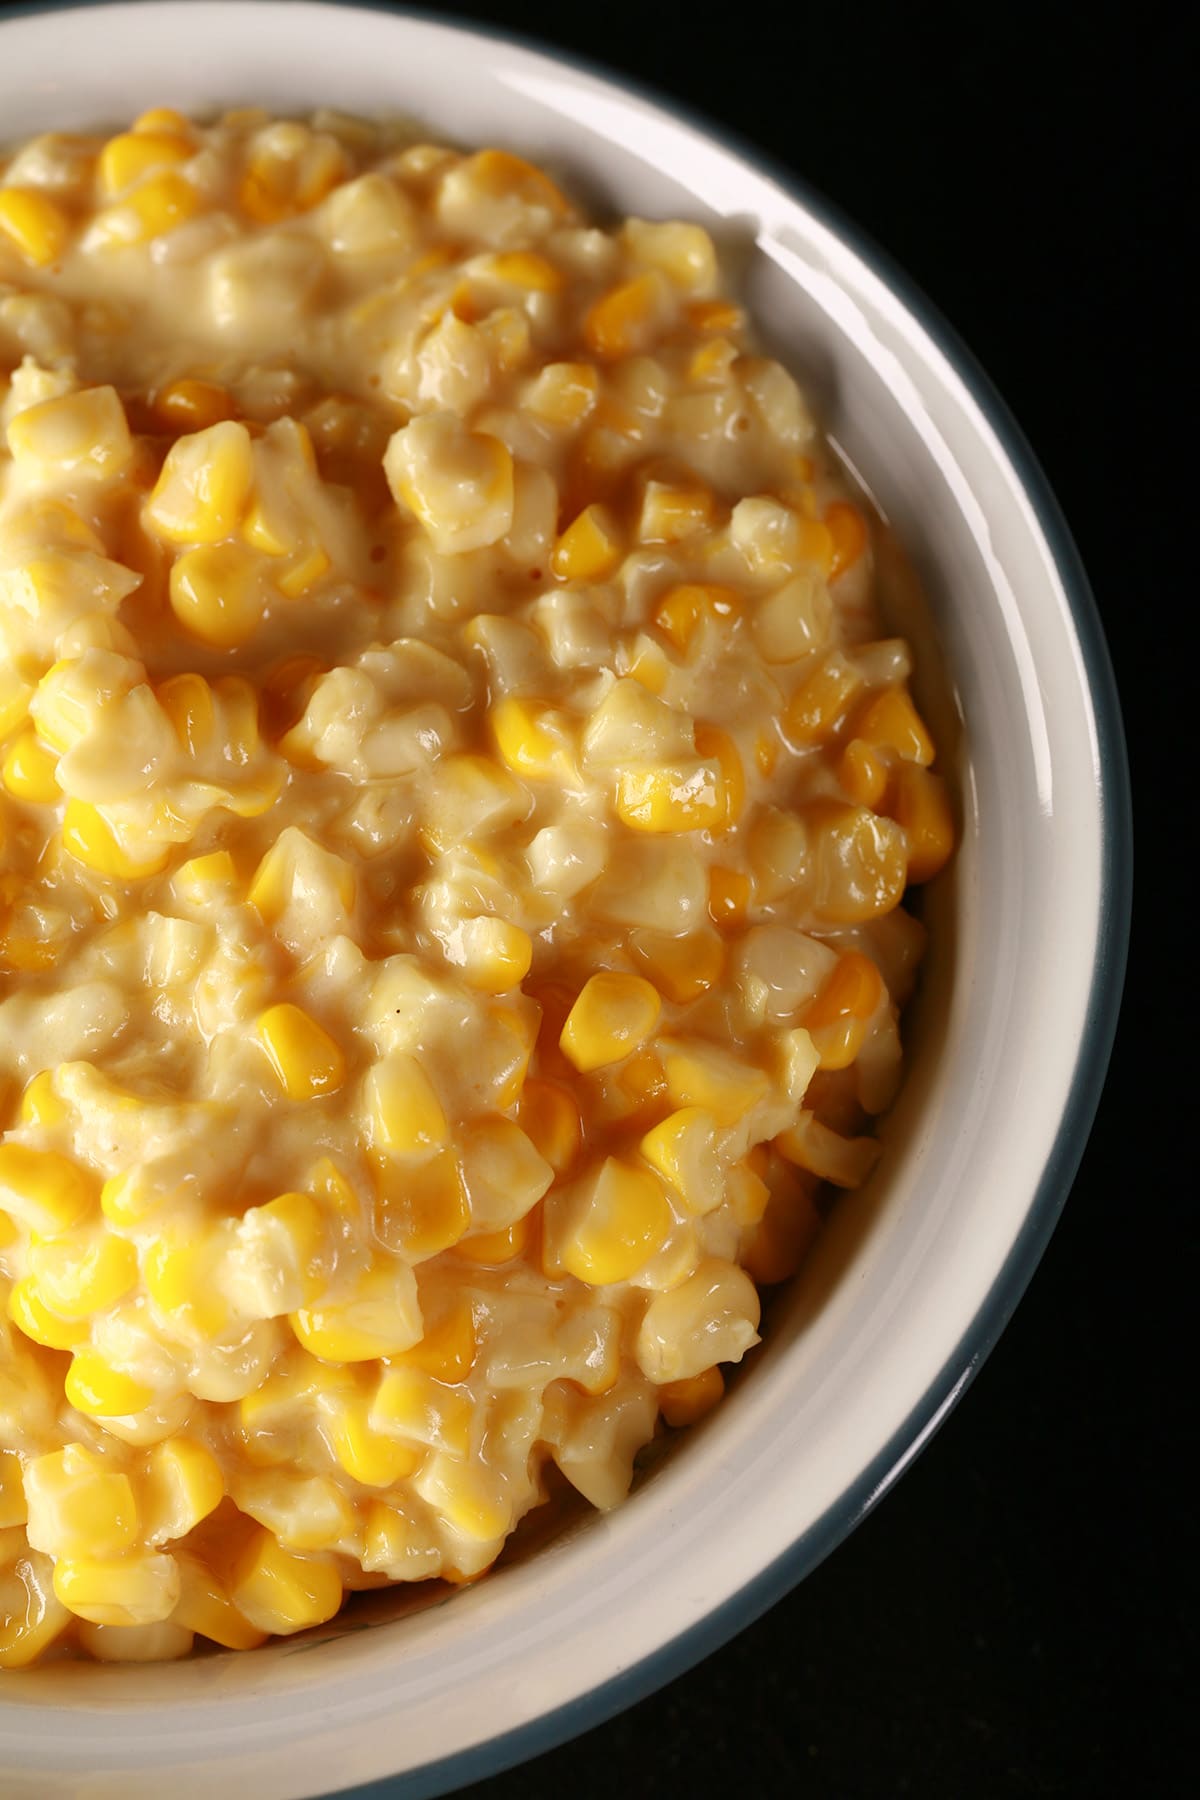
<box><xmin>0</xmin><ymin>2</ymin><xmax>1178</xmax><ymax>1794</ymax></box>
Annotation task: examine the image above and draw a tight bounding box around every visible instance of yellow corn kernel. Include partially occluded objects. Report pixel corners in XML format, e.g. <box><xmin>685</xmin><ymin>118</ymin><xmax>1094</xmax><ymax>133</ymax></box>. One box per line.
<box><xmin>518</xmin><ymin>1078</ymin><xmax>582</xmax><ymax>1174</ymax></box>
<box><xmin>64</xmin><ymin>1350</ymin><xmax>155</xmax><ymax>1419</ymax></box>
<box><xmin>55</xmin><ymin>1552</ymin><xmax>181</xmax><ymax>1627</ymax></box>
<box><xmin>825</xmin><ymin>499</ymin><xmax>869</xmax><ymax>580</ymax></box>
<box><xmin>291</xmin><ymin>1257</ymin><xmax>422</xmax><ymax>1362</ymax></box>
<box><xmin>172</xmin><ymin>1553</ymin><xmax>268</xmax><ymax>1650</ymax></box>
<box><xmin>326</xmin><ymin>1394</ymin><xmax>422</xmax><ymax>1487</ymax></box>
<box><xmin>371</xmin><ymin>1367</ymin><xmax>472</xmax><ymax>1457</ymax></box>
<box><xmin>97</xmin><ymin>130</ymin><xmax>192</xmax><ymax>197</ymax></box>
<box><xmin>658</xmin><ymin>1364</ymin><xmax>725</xmax><ymax>1428</ymax></box>
<box><xmin>23</xmin><ymin>1446</ymin><xmax>139</xmax><ymax>1560</ymax></box>
<box><xmin>62</xmin><ymin>800</ymin><xmax>170</xmax><ymax>880</ymax></box>
<box><xmin>168</xmin><ymin>541</ymin><xmax>264</xmax><ymax>649</ymax></box>
<box><xmin>803</xmin><ymin>950</ymin><xmax>884</xmax><ymax>1071</ymax></box>
<box><xmin>0</xmin><ymin>1143</ymin><xmax>97</xmax><ymax>1235</ymax></box>
<box><xmin>628</xmin><ymin>927</ymin><xmax>724</xmax><ymax>1005</ymax></box>
<box><xmin>7</xmin><ymin>1277</ymin><xmax>88</xmax><ymax>1350</ymax></box>
<box><xmin>256</xmin><ymin>1004</ymin><xmax>345</xmax><ymax>1101</ymax></box>
<box><xmin>614</xmin><ymin>1047</ymin><xmax>669</xmax><ymax>1125</ymax></box>
<box><xmin>143</xmin><ymin>419</ymin><xmax>255</xmax><ymax>545</ymax></box>
<box><xmin>625</xmin><ymin>634</ymin><xmax>670</xmax><ymax>695</ymax></box>
<box><xmin>452</xmin><ymin>1214</ymin><xmax>531</xmax><ymax>1268</ymax></box>
<box><xmin>615</xmin><ymin>757</ymin><xmax>724</xmax><ymax>834</ymax></box>
<box><xmin>247</xmin><ymin>829</ymin><xmax>355</xmax><ymax>924</ymax></box>
<box><xmin>456</xmin><ymin>916</ymin><xmax>533</xmax><ymax>995</ymax></box>
<box><xmin>775</xmin><ymin>1112</ymin><xmax>882</xmax><ymax>1189</ymax></box>
<box><xmin>140</xmin><ymin>1438</ymin><xmax>224</xmax><ymax>1544</ymax></box>
<box><xmin>887</xmin><ymin>763</ymin><xmax>954</xmax><ymax>883</ymax></box>
<box><xmin>274</xmin><ymin>543</ymin><xmax>330</xmax><ymax>600</ymax></box>
<box><xmin>489</xmin><ymin>696</ymin><xmax>577</xmax><ymax>783</ymax></box>
<box><xmin>560</xmin><ymin>971</ymin><xmax>661</xmax><ymax>1072</ymax></box>
<box><xmin>757</xmin><ymin>725</ymin><xmax>779</xmax><ymax>775</ymax></box>
<box><xmin>0</xmin><ymin>1451</ymin><xmax>26</xmax><ymax>1529</ymax></box>
<box><xmin>550</xmin><ymin>502</ymin><xmax>622</xmax><ymax>582</ymax></box>
<box><xmin>640</xmin><ymin>1108</ymin><xmax>722</xmax><ymax>1214</ymax></box>
<box><xmin>98</xmin><ymin>1171</ymin><xmax>154</xmax><ymax>1228</ymax></box>
<box><xmin>6</xmin><ymin>384</ymin><xmax>132</xmax><ymax>479</ymax></box>
<box><xmin>132</xmin><ymin>108</ymin><xmax>191</xmax><ymax>135</ymax></box>
<box><xmin>152</xmin><ymin>377</ymin><xmax>234</xmax><ymax>433</ymax></box>
<box><xmin>661</xmin><ymin>1039</ymin><xmax>769</xmax><ymax>1125</ymax></box>
<box><xmin>687</xmin><ymin>334</ymin><xmax>739</xmax><ymax>383</ymax></box>
<box><xmin>230</xmin><ymin>1530</ymin><xmax>342</xmax><ymax>1635</ymax></box>
<box><xmin>90</xmin><ymin>171</ymin><xmax>201</xmax><ymax>246</ymax></box>
<box><xmin>808</xmin><ymin>799</ymin><xmax>908</xmax><ymax>923</ymax></box>
<box><xmin>707</xmin><ymin>865</ymin><xmax>751</xmax><ymax>931</ymax></box>
<box><xmin>0</xmin><ymin>186</ymin><xmax>70</xmax><ymax>266</ymax></box>
<box><xmin>654</xmin><ymin>583</ymin><xmax>742</xmax><ymax>652</ymax></box>
<box><xmin>157</xmin><ymin>672</ymin><xmax>217</xmax><ymax>756</ymax></box>
<box><xmin>364</xmin><ymin>1053</ymin><xmax>447</xmax><ymax>1157</ymax></box>
<box><xmin>727</xmin><ymin>1157</ymin><xmax>771</xmax><ymax>1226</ymax></box>
<box><xmin>480</xmin><ymin>248</ymin><xmax>562</xmax><ymax>289</ymax></box>
<box><xmin>28</xmin><ymin>1230</ymin><xmax>137</xmax><ymax>1319</ymax></box>
<box><xmin>685</xmin><ymin>298</ymin><xmax>742</xmax><ymax>334</ymax></box>
<box><xmin>239</xmin><ymin>131</ymin><xmax>348</xmax><ymax>224</ymax></box>
<box><xmin>395</xmin><ymin>1299</ymin><xmax>478</xmax><ymax>1381</ymax></box>
<box><xmin>551</xmin><ymin>1157</ymin><xmax>673</xmax><ymax>1286</ymax></box>
<box><xmin>637</xmin><ymin>479</ymin><xmax>714</xmax><ymax>544</ymax></box>
<box><xmin>785</xmin><ymin>652</ymin><xmax>865</xmax><ymax>744</ymax></box>
<box><xmin>583</xmin><ymin>271</ymin><xmax>669</xmax><ymax>358</ymax></box>
<box><xmin>524</xmin><ymin>360</ymin><xmax>599</xmax><ymax>427</ymax></box>
<box><xmin>2</xmin><ymin>728</ymin><xmax>59</xmax><ymax>804</ymax></box>
<box><xmin>839</xmin><ymin>737</ymin><xmax>889</xmax><ymax>808</ymax></box>
<box><xmin>375</xmin><ymin>1151</ymin><xmax>469</xmax><ymax>1260</ymax></box>
<box><xmin>854</xmin><ymin>686</ymin><xmax>935</xmax><ymax>766</ymax></box>
<box><xmin>693</xmin><ymin>724</ymin><xmax>745</xmax><ymax>828</ymax></box>
<box><xmin>0</xmin><ymin>1557</ymin><xmax>72</xmax><ymax>1669</ymax></box>
<box><xmin>143</xmin><ymin>1230</ymin><xmax>229</xmax><ymax>1335</ymax></box>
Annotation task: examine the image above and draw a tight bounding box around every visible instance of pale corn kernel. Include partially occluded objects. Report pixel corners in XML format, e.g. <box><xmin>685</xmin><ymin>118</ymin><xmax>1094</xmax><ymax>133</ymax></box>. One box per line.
<box><xmin>140</xmin><ymin>1437</ymin><xmax>224</xmax><ymax>1544</ymax></box>
<box><xmin>583</xmin><ymin>270</ymin><xmax>672</xmax><ymax>358</ymax></box>
<box><xmin>370</xmin><ymin>1366</ymin><xmax>472</xmax><ymax>1456</ymax></box>
<box><xmin>489</xmin><ymin>695</ymin><xmax>577</xmax><ymax>783</ymax></box>
<box><xmin>23</xmin><ymin>1445</ymin><xmax>139</xmax><ymax>1559</ymax></box>
<box><xmin>660</xmin><ymin>1039</ymin><xmax>769</xmax><ymax>1125</ymax></box>
<box><xmin>456</xmin><ymin>916</ymin><xmax>533</xmax><ymax>994</ymax></box>
<box><xmin>457</xmin><ymin>1115</ymin><xmax>554</xmax><ymax>1237</ymax></box>
<box><xmin>364</xmin><ymin>1052</ymin><xmax>447</xmax><ymax>1157</ymax></box>
<box><xmin>518</xmin><ymin>1078</ymin><xmax>582</xmax><ymax>1174</ymax></box>
<box><xmin>549</xmin><ymin>1157</ymin><xmax>673</xmax><ymax>1286</ymax></box>
<box><xmin>635</xmin><ymin>1258</ymin><xmax>760</xmax><ymax>1383</ymax></box>
<box><xmin>560</xmin><ymin>971</ymin><xmax>661</xmax><ymax>1073</ymax></box>
<box><xmin>0</xmin><ymin>1557</ymin><xmax>72</xmax><ymax>1668</ymax></box>
<box><xmin>393</xmin><ymin>1299</ymin><xmax>478</xmax><ymax>1381</ymax></box>
<box><xmin>225</xmin><ymin>1190</ymin><xmax>324</xmax><ymax>1318</ymax></box>
<box><xmin>236</xmin><ymin>1469</ymin><xmax>357</xmax><ymax>1553</ymax></box>
<box><xmin>2</xmin><ymin>728</ymin><xmax>60</xmax><ymax>804</ymax></box>
<box><xmin>637</xmin><ymin>480</ymin><xmax>714</xmax><ymax>544</ymax></box>
<box><xmin>623</xmin><ymin>218</ymin><xmax>717</xmax><ymax>291</ymax></box>
<box><xmin>0</xmin><ymin>667</ymin><xmax>33</xmax><ymax>741</ymax></box>
<box><xmin>550</xmin><ymin>502</ymin><xmax>622</xmax><ymax>582</ymax></box>
<box><xmin>654</xmin><ymin>583</ymin><xmax>742</xmax><ymax>652</ymax></box>
<box><xmin>658</xmin><ymin>1365</ymin><xmax>725</xmax><ymax>1427</ymax></box>
<box><xmin>615</xmin><ymin>757</ymin><xmax>724</xmax><ymax>834</ymax></box>
<box><xmin>785</xmin><ymin>652</ymin><xmax>865</xmax><ymax>744</ymax></box>
<box><xmin>77</xmin><ymin>1620</ymin><xmax>195</xmax><ymax>1663</ymax></box>
<box><xmin>6</xmin><ymin>385</ymin><xmax>132</xmax><ymax>479</ymax></box>
<box><xmin>256</xmin><ymin>1003</ymin><xmax>346</xmax><ymax>1100</ymax></box>
<box><xmin>239</xmin><ymin>127</ymin><xmax>349</xmax><ymax>224</ymax></box>
<box><xmin>640</xmin><ymin>1109</ymin><xmax>723</xmax><ymax>1215</ymax></box>
<box><xmin>581</xmin><ymin>679</ymin><xmax>694</xmax><ymax>768</ymax></box>
<box><xmin>64</xmin><ymin>1349</ymin><xmax>155</xmax><ymax>1418</ymax></box>
<box><xmin>168</xmin><ymin>541</ymin><xmax>265</xmax><ymax>648</ymax></box>
<box><xmin>172</xmin><ymin>1553</ymin><xmax>267</xmax><ymax>1650</ymax></box>
<box><xmin>55</xmin><ymin>1551</ymin><xmax>181</xmax><ymax>1627</ymax></box>
<box><xmin>152</xmin><ymin>377</ymin><xmax>234</xmax><ymax>432</ymax></box>
<box><xmin>0</xmin><ymin>1143</ymin><xmax>97</xmax><ymax>1234</ymax></box>
<box><xmin>730</xmin><ymin>497</ymin><xmax>834</xmax><ymax>578</ymax></box>
<box><xmin>143</xmin><ymin>420</ymin><xmax>255</xmax><ymax>546</ymax></box>
<box><xmin>886</xmin><ymin>764</ymin><xmax>955</xmax><ymax>883</ymax></box>
<box><xmin>524</xmin><ymin>360</ymin><xmax>599</xmax><ymax>427</ymax></box>
<box><xmin>155</xmin><ymin>672</ymin><xmax>216</xmax><ymax>755</ymax></box>
<box><xmin>751</xmin><ymin>573</ymin><xmax>833</xmax><ymax>664</ymax></box>
<box><xmin>97</xmin><ymin>130</ymin><xmax>192</xmax><ymax>197</ymax></box>
<box><xmin>7</xmin><ymin>1277</ymin><xmax>89</xmax><ymax>1350</ymax></box>
<box><xmin>384</xmin><ymin>413</ymin><xmax>514</xmax><ymax>555</ymax></box>
<box><xmin>248</xmin><ymin>828</ymin><xmax>355</xmax><ymax>925</ymax></box>
<box><xmin>62</xmin><ymin>799</ymin><xmax>170</xmax><ymax>880</ymax></box>
<box><xmin>625</xmin><ymin>633</ymin><xmax>671</xmax><ymax>694</ymax></box>
<box><xmin>775</xmin><ymin>1112</ymin><xmax>882</xmax><ymax>1188</ymax></box>
<box><xmin>88</xmin><ymin>171</ymin><xmax>202</xmax><ymax>246</ymax></box>
<box><xmin>0</xmin><ymin>187</ymin><xmax>71</xmax><ymax>266</ymax></box>
<box><xmin>628</xmin><ymin>927</ymin><xmax>724</xmax><ymax>1005</ymax></box>
<box><xmin>28</xmin><ymin>1230</ymin><xmax>137</xmax><ymax>1319</ymax></box>
<box><xmin>808</xmin><ymin>800</ymin><xmax>908</xmax><ymax>923</ymax></box>
<box><xmin>291</xmin><ymin>1256</ymin><xmax>422</xmax><ymax>1361</ymax></box>
<box><xmin>230</xmin><ymin>1531</ymin><xmax>342</xmax><ymax>1635</ymax></box>
<box><xmin>374</xmin><ymin>1151</ymin><xmax>469</xmax><ymax>1260</ymax></box>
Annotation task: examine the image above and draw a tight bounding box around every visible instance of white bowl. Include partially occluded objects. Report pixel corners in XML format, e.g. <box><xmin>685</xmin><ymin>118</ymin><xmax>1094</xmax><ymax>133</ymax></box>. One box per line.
<box><xmin>0</xmin><ymin>5</ymin><xmax>1129</xmax><ymax>1795</ymax></box>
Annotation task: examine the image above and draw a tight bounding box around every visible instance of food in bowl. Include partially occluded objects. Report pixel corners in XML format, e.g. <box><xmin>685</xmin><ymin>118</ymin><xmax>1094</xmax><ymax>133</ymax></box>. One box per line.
<box><xmin>0</xmin><ymin>105</ymin><xmax>953</xmax><ymax>1668</ymax></box>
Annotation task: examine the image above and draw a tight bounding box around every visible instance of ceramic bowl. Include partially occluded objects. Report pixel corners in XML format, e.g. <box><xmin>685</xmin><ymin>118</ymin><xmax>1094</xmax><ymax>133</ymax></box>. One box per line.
<box><xmin>0</xmin><ymin>5</ymin><xmax>1129</xmax><ymax>1795</ymax></box>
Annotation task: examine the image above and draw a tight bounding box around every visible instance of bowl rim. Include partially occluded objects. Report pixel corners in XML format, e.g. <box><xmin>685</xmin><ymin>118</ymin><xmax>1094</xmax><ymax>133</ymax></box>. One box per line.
<box><xmin>0</xmin><ymin>3</ymin><xmax>1132</xmax><ymax>1793</ymax></box>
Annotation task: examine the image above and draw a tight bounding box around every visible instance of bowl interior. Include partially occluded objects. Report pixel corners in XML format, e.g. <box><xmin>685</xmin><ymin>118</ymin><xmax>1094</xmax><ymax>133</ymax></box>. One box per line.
<box><xmin>0</xmin><ymin>7</ymin><xmax>1115</xmax><ymax>1796</ymax></box>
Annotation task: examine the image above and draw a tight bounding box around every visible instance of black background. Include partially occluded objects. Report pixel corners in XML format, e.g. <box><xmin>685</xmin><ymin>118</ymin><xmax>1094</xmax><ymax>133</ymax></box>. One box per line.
<box><xmin>0</xmin><ymin>2</ymin><xmax>1180</xmax><ymax>1795</ymax></box>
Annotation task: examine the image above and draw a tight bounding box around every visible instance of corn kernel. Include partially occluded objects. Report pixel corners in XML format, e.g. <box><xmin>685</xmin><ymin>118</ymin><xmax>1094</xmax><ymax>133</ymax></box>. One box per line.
<box><xmin>172</xmin><ymin>1552</ymin><xmax>267</xmax><ymax>1650</ymax></box>
<box><xmin>886</xmin><ymin>763</ymin><xmax>955</xmax><ymax>883</ymax></box>
<box><xmin>141</xmin><ymin>1438</ymin><xmax>224</xmax><ymax>1543</ymax></box>
<box><xmin>97</xmin><ymin>130</ymin><xmax>192</xmax><ymax>197</ymax></box>
<box><xmin>55</xmin><ymin>1551</ymin><xmax>181</xmax><ymax>1627</ymax></box>
<box><xmin>839</xmin><ymin>737</ymin><xmax>889</xmax><ymax>808</ymax></box>
<box><xmin>325</xmin><ymin>1394</ymin><xmax>422</xmax><ymax>1487</ymax></box>
<box><xmin>658</xmin><ymin>1364</ymin><xmax>724</xmax><ymax>1427</ymax></box>
<box><xmin>637</xmin><ymin>480</ymin><xmax>713</xmax><ymax>544</ymax></box>
<box><xmin>416</xmin><ymin>1453</ymin><xmax>511</xmax><ymax>1543</ymax></box>
<box><xmin>291</xmin><ymin>1257</ymin><xmax>422</xmax><ymax>1362</ymax></box>
<box><xmin>627</xmin><ymin>927</ymin><xmax>724</xmax><ymax>1005</ymax></box>
<box><xmin>560</xmin><ymin>971</ymin><xmax>661</xmax><ymax>1073</ymax></box>
<box><xmin>0</xmin><ymin>186</ymin><xmax>70</xmax><ymax>266</ymax></box>
<box><xmin>152</xmin><ymin>377</ymin><xmax>234</xmax><ymax>433</ymax></box>
<box><xmin>518</xmin><ymin>1078</ymin><xmax>582</xmax><ymax>1174</ymax></box>
<box><xmin>457</xmin><ymin>916</ymin><xmax>533</xmax><ymax>994</ymax></box>
<box><xmin>143</xmin><ymin>420</ymin><xmax>255</xmax><ymax>546</ymax></box>
<box><xmin>364</xmin><ymin>1052</ymin><xmax>447</xmax><ymax>1157</ymax></box>
<box><xmin>394</xmin><ymin>1299</ymin><xmax>478</xmax><ymax>1381</ymax></box>
<box><xmin>2</xmin><ymin>728</ymin><xmax>59</xmax><ymax>804</ymax></box>
<box><xmin>77</xmin><ymin>1620</ymin><xmax>195</xmax><ymax>1663</ymax></box>
<box><xmin>169</xmin><ymin>541</ymin><xmax>265</xmax><ymax>648</ymax></box>
<box><xmin>375</xmin><ymin>1151</ymin><xmax>469</xmax><ymax>1260</ymax></box>
<box><xmin>157</xmin><ymin>672</ymin><xmax>217</xmax><ymax>756</ymax></box>
<box><xmin>29</xmin><ymin>1230</ymin><xmax>138</xmax><ymax>1319</ymax></box>
<box><xmin>808</xmin><ymin>799</ymin><xmax>908</xmax><ymax>923</ymax></box>
<box><xmin>825</xmin><ymin>499</ymin><xmax>869</xmax><ymax>580</ymax></box>
<box><xmin>524</xmin><ymin>360</ymin><xmax>599</xmax><ymax>427</ymax></box>
<box><xmin>854</xmin><ymin>686</ymin><xmax>935</xmax><ymax>766</ymax></box>
<box><xmin>256</xmin><ymin>1003</ymin><xmax>346</xmax><ymax>1101</ymax></box>
<box><xmin>751</xmin><ymin>573</ymin><xmax>833</xmax><ymax>665</ymax></box>
<box><xmin>371</xmin><ymin>1366</ymin><xmax>472</xmax><ymax>1456</ymax></box>
<box><xmin>6</xmin><ymin>385</ymin><xmax>132</xmax><ymax>479</ymax></box>
<box><xmin>707</xmin><ymin>865</ymin><xmax>751</xmax><ymax>931</ymax></box>
<box><xmin>550</xmin><ymin>502</ymin><xmax>622</xmax><ymax>582</ymax></box>
<box><xmin>785</xmin><ymin>652</ymin><xmax>865</xmax><ymax>744</ymax></box>
<box><xmin>640</xmin><ymin>1108</ymin><xmax>723</xmax><ymax>1215</ymax></box>
<box><xmin>384</xmin><ymin>413</ymin><xmax>514</xmax><ymax>555</ymax></box>
<box><xmin>62</xmin><ymin>800</ymin><xmax>170</xmax><ymax>880</ymax></box>
<box><xmin>635</xmin><ymin>1258</ymin><xmax>760</xmax><ymax>1383</ymax></box>
<box><xmin>0</xmin><ymin>1451</ymin><xmax>28</xmax><ymax>1529</ymax></box>
<box><xmin>583</xmin><ymin>271</ymin><xmax>670</xmax><ymax>359</ymax></box>
<box><xmin>7</xmin><ymin>1277</ymin><xmax>89</xmax><ymax>1350</ymax></box>
<box><xmin>685</xmin><ymin>298</ymin><xmax>742</xmax><ymax>333</ymax></box>
<box><xmin>550</xmin><ymin>1157</ymin><xmax>673</xmax><ymax>1286</ymax></box>
<box><xmin>0</xmin><ymin>1557</ymin><xmax>72</xmax><ymax>1668</ymax></box>
<box><xmin>132</xmin><ymin>108</ymin><xmax>191</xmax><ymax>135</ymax></box>
<box><xmin>489</xmin><ymin>695</ymin><xmax>577</xmax><ymax>783</ymax></box>
<box><xmin>89</xmin><ymin>171</ymin><xmax>201</xmax><ymax>246</ymax></box>
<box><xmin>775</xmin><ymin>1112</ymin><xmax>882</xmax><ymax>1188</ymax></box>
<box><xmin>64</xmin><ymin>1349</ymin><xmax>155</xmax><ymax>1418</ymax></box>
<box><xmin>452</xmin><ymin>1215</ymin><xmax>532</xmax><ymax>1267</ymax></box>
<box><xmin>0</xmin><ymin>1143</ymin><xmax>97</xmax><ymax>1234</ymax></box>
<box><xmin>654</xmin><ymin>583</ymin><xmax>742</xmax><ymax>653</ymax></box>
<box><xmin>693</xmin><ymin>724</ymin><xmax>745</xmax><ymax>828</ymax></box>
<box><xmin>23</xmin><ymin>1446</ymin><xmax>139</xmax><ymax>1559</ymax></box>
<box><xmin>230</xmin><ymin>1530</ymin><xmax>342</xmax><ymax>1635</ymax></box>
<box><xmin>615</xmin><ymin>758</ymin><xmax>724</xmax><ymax>834</ymax></box>
<box><xmin>143</xmin><ymin>1230</ymin><xmax>229</xmax><ymax>1335</ymax></box>
<box><xmin>661</xmin><ymin>1039</ymin><xmax>769</xmax><ymax>1125</ymax></box>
